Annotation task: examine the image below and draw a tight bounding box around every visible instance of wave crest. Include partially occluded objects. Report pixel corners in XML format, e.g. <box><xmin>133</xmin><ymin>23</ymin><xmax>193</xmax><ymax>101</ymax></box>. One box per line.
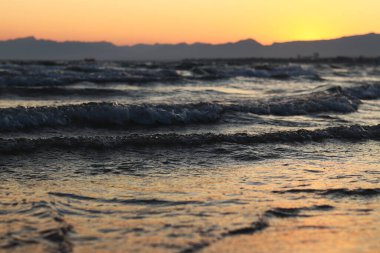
<box><xmin>0</xmin><ymin>89</ymin><xmax>363</xmax><ymax>131</ymax></box>
<box><xmin>0</xmin><ymin>102</ymin><xmax>223</xmax><ymax>131</ymax></box>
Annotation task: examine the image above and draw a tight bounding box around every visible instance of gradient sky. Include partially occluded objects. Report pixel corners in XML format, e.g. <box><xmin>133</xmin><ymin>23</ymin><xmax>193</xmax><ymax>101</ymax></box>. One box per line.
<box><xmin>1</xmin><ymin>0</ymin><xmax>380</xmax><ymax>45</ymax></box>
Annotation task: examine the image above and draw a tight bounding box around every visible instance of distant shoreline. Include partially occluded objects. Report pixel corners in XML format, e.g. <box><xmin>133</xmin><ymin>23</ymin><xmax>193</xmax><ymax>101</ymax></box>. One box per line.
<box><xmin>1</xmin><ymin>57</ymin><xmax>380</xmax><ymax>64</ymax></box>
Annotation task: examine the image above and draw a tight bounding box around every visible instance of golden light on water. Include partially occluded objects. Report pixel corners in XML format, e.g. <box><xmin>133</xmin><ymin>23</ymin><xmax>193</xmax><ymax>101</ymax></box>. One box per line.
<box><xmin>2</xmin><ymin>160</ymin><xmax>379</xmax><ymax>252</ymax></box>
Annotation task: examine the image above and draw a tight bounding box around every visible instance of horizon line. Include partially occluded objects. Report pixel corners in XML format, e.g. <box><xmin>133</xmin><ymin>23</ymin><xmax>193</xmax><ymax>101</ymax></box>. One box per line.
<box><xmin>1</xmin><ymin>32</ymin><xmax>378</xmax><ymax>47</ymax></box>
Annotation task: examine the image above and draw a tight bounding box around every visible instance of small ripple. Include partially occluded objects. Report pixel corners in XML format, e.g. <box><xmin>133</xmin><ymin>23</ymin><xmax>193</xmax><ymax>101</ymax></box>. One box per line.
<box><xmin>0</xmin><ymin>200</ymin><xmax>73</xmax><ymax>253</ymax></box>
<box><xmin>273</xmin><ymin>188</ymin><xmax>380</xmax><ymax>198</ymax></box>
<box><xmin>49</xmin><ymin>192</ymin><xmax>202</xmax><ymax>206</ymax></box>
<box><xmin>264</xmin><ymin>205</ymin><xmax>334</xmax><ymax>218</ymax></box>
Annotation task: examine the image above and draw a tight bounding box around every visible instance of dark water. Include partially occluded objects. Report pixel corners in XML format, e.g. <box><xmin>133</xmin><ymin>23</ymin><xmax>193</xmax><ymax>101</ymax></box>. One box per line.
<box><xmin>0</xmin><ymin>60</ymin><xmax>379</xmax><ymax>253</ymax></box>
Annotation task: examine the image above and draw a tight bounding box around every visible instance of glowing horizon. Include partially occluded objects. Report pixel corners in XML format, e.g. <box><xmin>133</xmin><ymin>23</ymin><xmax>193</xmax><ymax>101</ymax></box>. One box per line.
<box><xmin>1</xmin><ymin>0</ymin><xmax>380</xmax><ymax>46</ymax></box>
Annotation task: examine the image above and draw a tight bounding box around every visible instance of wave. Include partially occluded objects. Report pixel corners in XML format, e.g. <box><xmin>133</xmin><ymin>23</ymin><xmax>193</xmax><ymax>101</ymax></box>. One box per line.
<box><xmin>0</xmin><ymin>90</ymin><xmax>361</xmax><ymax>131</ymax></box>
<box><xmin>340</xmin><ymin>83</ymin><xmax>380</xmax><ymax>100</ymax></box>
<box><xmin>0</xmin><ymin>62</ymin><xmax>320</xmax><ymax>87</ymax></box>
<box><xmin>189</xmin><ymin>65</ymin><xmax>321</xmax><ymax>80</ymax></box>
<box><xmin>0</xmin><ymin>103</ymin><xmax>223</xmax><ymax>131</ymax></box>
<box><xmin>1</xmin><ymin>124</ymin><xmax>379</xmax><ymax>154</ymax></box>
<box><xmin>228</xmin><ymin>83</ymin><xmax>380</xmax><ymax>117</ymax></box>
<box><xmin>227</xmin><ymin>92</ymin><xmax>359</xmax><ymax>116</ymax></box>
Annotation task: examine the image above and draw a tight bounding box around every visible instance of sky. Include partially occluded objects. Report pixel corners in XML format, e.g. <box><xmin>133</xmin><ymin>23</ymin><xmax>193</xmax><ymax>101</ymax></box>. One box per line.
<box><xmin>1</xmin><ymin>0</ymin><xmax>380</xmax><ymax>45</ymax></box>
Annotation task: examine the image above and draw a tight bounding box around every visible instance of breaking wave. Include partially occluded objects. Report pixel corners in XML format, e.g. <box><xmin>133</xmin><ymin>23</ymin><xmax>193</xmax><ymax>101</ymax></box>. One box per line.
<box><xmin>0</xmin><ymin>103</ymin><xmax>223</xmax><ymax>131</ymax></box>
<box><xmin>228</xmin><ymin>92</ymin><xmax>359</xmax><ymax>116</ymax></box>
<box><xmin>340</xmin><ymin>83</ymin><xmax>380</xmax><ymax>100</ymax></box>
<box><xmin>0</xmin><ymin>90</ymin><xmax>361</xmax><ymax>131</ymax></box>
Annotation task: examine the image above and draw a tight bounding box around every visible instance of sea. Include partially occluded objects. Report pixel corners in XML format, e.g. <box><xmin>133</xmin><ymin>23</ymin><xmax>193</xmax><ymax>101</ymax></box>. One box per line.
<box><xmin>0</xmin><ymin>59</ymin><xmax>379</xmax><ymax>253</ymax></box>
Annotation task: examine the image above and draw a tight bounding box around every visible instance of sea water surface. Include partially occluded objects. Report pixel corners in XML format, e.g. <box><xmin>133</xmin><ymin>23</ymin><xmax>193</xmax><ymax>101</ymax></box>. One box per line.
<box><xmin>0</xmin><ymin>60</ymin><xmax>379</xmax><ymax>253</ymax></box>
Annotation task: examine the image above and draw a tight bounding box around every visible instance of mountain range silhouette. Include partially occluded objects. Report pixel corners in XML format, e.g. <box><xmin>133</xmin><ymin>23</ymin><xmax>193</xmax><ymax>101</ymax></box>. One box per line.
<box><xmin>0</xmin><ymin>33</ymin><xmax>379</xmax><ymax>60</ymax></box>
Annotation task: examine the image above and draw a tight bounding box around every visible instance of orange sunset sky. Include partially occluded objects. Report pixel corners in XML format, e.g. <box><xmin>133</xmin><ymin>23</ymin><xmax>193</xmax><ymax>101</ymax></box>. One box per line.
<box><xmin>1</xmin><ymin>0</ymin><xmax>380</xmax><ymax>45</ymax></box>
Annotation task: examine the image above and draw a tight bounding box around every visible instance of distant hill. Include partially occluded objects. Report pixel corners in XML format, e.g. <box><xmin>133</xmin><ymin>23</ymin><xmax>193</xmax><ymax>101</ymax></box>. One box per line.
<box><xmin>0</xmin><ymin>33</ymin><xmax>379</xmax><ymax>60</ymax></box>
